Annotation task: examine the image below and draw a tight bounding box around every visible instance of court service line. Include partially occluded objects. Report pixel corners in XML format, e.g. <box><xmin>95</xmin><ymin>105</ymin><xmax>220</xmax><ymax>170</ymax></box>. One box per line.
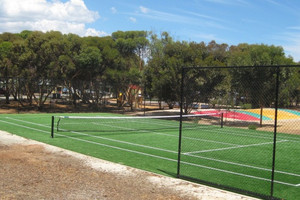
<box><xmin>203</xmin><ymin>126</ymin><xmax>300</xmax><ymax>143</ymax></box>
<box><xmin>114</xmin><ymin>117</ymin><xmax>298</xmax><ymax>177</ymax></box>
<box><xmin>5</xmin><ymin>117</ymin><xmax>300</xmax><ymax>178</ymax></box>
<box><xmin>8</xmin><ymin>117</ymin><xmax>234</xmax><ymax>154</ymax></box>
<box><xmin>5</xmin><ymin>117</ymin><xmax>177</xmax><ymax>154</ymax></box>
<box><xmin>111</xmin><ymin>118</ymin><xmax>274</xmax><ymax>145</ymax></box>
<box><xmin>184</xmin><ymin>140</ymin><xmax>289</xmax><ymax>154</ymax></box>
<box><xmin>185</xmin><ymin>152</ymin><xmax>300</xmax><ymax>177</ymax></box>
<box><xmin>6</xmin><ymin>117</ymin><xmax>231</xmax><ymax>154</ymax></box>
<box><xmin>0</xmin><ymin>119</ymin><xmax>177</xmax><ymax>161</ymax></box>
<box><xmin>0</xmin><ymin>118</ymin><xmax>298</xmax><ymax>187</ymax></box>
<box><xmin>61</xmin><ymin>119</ymin><xmax>238</xmax><ymax>146</ymax></box>
<box><xmin>90</xmin><ymin>121</ymin><xmax>237</xmax><ymax>146</ymax></box>
<box><xmin>201</xmin><ymin>127</ymin><xmax>275</xmax><ymax>140</ymax></box>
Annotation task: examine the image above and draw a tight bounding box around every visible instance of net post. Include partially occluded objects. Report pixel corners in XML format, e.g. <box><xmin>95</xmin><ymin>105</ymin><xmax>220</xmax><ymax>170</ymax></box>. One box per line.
<box><xmin>221</xmin><ymin>112</ymin><xmax>224</xmax><ymax>128</ymax></box>
<box><xmin>51</xmin><ymin>116</ymin><xmax>54</xmax><ymax>138</ymax></box>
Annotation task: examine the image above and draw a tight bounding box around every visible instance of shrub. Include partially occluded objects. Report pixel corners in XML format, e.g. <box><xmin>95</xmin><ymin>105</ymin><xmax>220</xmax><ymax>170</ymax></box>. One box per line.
<box><xmin>248</xmin><ymin>124</ymin><xmax>257</xmax><ymax>130</ymax></box>
<box><xmin>240</xmin><ymin>103</ymin><xmax>252</xmax><ymax>109</ymax></box>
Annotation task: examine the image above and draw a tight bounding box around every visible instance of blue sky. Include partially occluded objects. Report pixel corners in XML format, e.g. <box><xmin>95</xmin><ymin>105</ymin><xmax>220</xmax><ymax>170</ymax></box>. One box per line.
<box><xmin>0</xmin><ymin>0</ymin><xmax>300</xmax><ymax>61</ymax></box>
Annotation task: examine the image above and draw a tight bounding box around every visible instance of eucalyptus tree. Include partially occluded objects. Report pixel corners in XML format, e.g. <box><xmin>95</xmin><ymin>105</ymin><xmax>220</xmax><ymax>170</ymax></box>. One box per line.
<box><xmin>20</xmin><ymin>31</ymin><xmax>73</xmax><ymax>108</ymax></box>
<box><xmin>74</xmin><ymin>46</ymin><xmax>103</xmax><ymax>105</ymax></box>
<box><xmin>146</xmin><ymin>33</ymin><xmax>229</xmax><ymax>112</ymax></box>
<box><xmin>109</xmin><ymin>31</ymin><xmax>149</xmax><ymax>109</ymax></box>
<box><xmin>228</xmin><ymin>44</ymin><xmax>296</xmax><ymax>109</ymax></box>
<box><xmin>0</xmin><ymin>41</ymin><xmax>13</xmax><ymax>104</ymax></box>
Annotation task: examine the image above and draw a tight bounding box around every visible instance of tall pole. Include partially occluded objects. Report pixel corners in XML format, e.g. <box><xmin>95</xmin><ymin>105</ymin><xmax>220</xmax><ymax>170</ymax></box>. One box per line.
<box><xmin>270</xmin><ymin>66</ymin><xmax>280</xmax><ymax>198</ymax></box>
<box><xmin>177</xmin><ymin>67</ymin><xmax>185</xmax><ymax>178</ymax></box>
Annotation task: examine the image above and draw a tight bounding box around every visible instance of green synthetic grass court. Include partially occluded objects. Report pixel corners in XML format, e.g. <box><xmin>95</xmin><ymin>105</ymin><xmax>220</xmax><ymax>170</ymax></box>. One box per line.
<box><xmin>0</xmin><ymin>113</ymin><xmax>299</xmax><ymax>199</ymax></box>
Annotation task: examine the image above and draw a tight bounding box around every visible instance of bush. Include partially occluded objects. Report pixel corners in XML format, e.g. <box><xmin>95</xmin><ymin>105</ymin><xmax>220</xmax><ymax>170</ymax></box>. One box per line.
<box><xmin>248</xmin><ymin>124</ymin><xmax>257</xmax><ymax>130</ymax></box>
<box><xmin>240</xmin><ymin>103</ymin><xmax>252</xmax><ymax>109</ymax></box>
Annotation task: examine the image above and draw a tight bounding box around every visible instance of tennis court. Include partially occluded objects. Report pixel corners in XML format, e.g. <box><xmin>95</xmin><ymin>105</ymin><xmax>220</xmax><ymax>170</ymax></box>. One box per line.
<box><xmin>0</xmin><ymin>113</ymin><xmax>299</xmax><ymax>199</ymax></box>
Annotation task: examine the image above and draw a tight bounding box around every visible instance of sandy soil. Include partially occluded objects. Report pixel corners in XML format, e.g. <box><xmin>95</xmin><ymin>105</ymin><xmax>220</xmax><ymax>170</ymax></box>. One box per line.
<box><xmin>0</xmin><ymin>131</ymin><xmax>258</xmax><ymax>200</ymax></box>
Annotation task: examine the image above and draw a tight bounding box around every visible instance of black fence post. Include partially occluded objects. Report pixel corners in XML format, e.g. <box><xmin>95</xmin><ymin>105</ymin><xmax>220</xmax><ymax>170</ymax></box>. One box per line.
<box><xmin>221</xmin><ymin>112</ymin><xmax>224</xmax><ymax>128</ymax></box>
<box><xmin>260</xmin><ymin>107</ymin><xmax>263</xmax><ymax>127</ymax></box>
<box><xmin>177</xmin><ymin>67</ymin><xmax>185</xmax><ymax>178</ymax></box>
<box><xmin>270</xmin><ymin>66</ymin><xmax>280</xmax><ymax>198</ymax></box>
<box><xmin>144</xmin><ymin>87</ymin><xmax>146</xmax><ymax>116</ymax></box>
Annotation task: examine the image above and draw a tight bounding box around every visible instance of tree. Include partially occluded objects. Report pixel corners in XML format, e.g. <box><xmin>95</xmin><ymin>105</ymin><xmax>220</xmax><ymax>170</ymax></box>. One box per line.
<box><xmin>1</xmin><ymin>30</ymin><xmax>298</xmax><ymax>112</ymax></box>
<box><xmin>146</xmin><ymin>35</ymin><xmax>229</xmax><ymax>112</ymax></box>
<box><xmin>107</xmin><ymin>31</ymin><xmax>148</xmax><ymax>110</ymax></box>
<box><xmin>228</xmin><ymin>44</ymin><xmax>295</xmax><ymax>109</ymax></box>
<box><xmin>19</xmin><ymin>31</ymin><xmax>72</xmax><ymax>108</ymax></box>
<box><xmin>145</xmin><ymin>32</ymin><xmax>176</xmax><ymax>109</ymax></box>
<box><xmin>74</xmin><ymin>46</ymin><xmax>103</xmax><ymax>105</ymax></box>
<box><xmin>0</xmin><ymin>41</ymin><xmax>13</xmax><ymax>104</ymax></box>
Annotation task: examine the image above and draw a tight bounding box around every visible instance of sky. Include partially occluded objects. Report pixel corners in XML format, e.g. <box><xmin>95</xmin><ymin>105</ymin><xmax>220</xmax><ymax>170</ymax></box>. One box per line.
<box><xmin>0</xmin><ymin>0</ymin><xmax>300</xmax><ymax>62</ymax></box>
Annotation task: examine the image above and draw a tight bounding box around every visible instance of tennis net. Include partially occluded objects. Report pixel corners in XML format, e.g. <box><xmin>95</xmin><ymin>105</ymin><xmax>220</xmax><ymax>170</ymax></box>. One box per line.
<box><xmin>51</xmin><ymin>113</ymin><xmax>223</xmax><ymax>137</ymax></box>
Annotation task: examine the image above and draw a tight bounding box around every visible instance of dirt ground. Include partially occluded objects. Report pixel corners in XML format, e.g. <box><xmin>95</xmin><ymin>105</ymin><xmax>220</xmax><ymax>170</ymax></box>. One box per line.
<box><xmin>0</xmin><ymin>131</ymin><xmax>258</xmax><ymax>200</ymax></box>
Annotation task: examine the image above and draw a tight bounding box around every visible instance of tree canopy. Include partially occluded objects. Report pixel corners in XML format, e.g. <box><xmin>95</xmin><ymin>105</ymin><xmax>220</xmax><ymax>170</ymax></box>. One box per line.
<box><xmin>0</xmin><ymin>30</ymin><xmax>299</xmax><ymax>111</ymax></box>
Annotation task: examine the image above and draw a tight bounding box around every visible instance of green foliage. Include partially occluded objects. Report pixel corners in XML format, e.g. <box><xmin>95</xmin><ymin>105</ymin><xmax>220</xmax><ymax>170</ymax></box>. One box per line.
<box><xmin>18</xmin><ymin>30</ymin><xmax>33</xmax><ymax>39</ymax></box>
<box><xmin>0</xmin><ymin>30</ymin><xmax>298</xmax><ymax>110</ymax></box>
<box><xmin>240</xmin><ymin>103</ymin><xmax>252</xmax><ymax>109</ymax></box>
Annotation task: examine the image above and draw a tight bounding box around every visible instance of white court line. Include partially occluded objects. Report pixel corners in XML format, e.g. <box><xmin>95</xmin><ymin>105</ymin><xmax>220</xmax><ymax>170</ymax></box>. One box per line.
<box><xmin>184</xmin><ymin>140</ymin><xmax>289</xmax><ymax>154</ymax></box>
<box><xmin>90</xmin><ymin>121</ymin><xmax>237</xmax><ymax>146</ymax></box>
<box><xmin>0</xmin><ymin>118</ymin><xmax>299</xmax><ymax>187</ymax></box>
<box><xmin>5</xmin><ymin>117</ymin><xmax>300</xmax><ymax>178</ymax></box>
<box><xmin>133</xmin><ymin>118</ymin><xmax>300</xmax><ymax>143</ymax></box>
<box><xmin>203</xmin><ymin>125</ymin><xmax>300</xmax><ymax>143</ymax></box>
<box><xmin>58</xmin><ymin>116</ymin><xmax>253</xmax><ymax>146</ymax></box>
<box><xmin>201</xmin><ymin>127</ymin><xmax>275</xmax><ymax>140</ymax></box>
<box><xmin>7</xmin><ymin>117</ymin><xmax>236</xmax><ymax>150</ymax></box>
<box><xmin>58</xmin><ymin>117</ymin><xmax>237</xmax><ymax>146</ymax></box>
<box><xmin>4</xmin><ymin>115</ymin><xmax>300</xmax><ymax>143</ymax></box>
<box><xmin>183</xmin><ymin>161</ymin><xmax>297</xmax><ymax>187</ymax></box>
<box><xmin>6</xmin><ymin>117</ymin><xmax>177</xmax><ymax>154</ymax></box>
<box><xmin>8</xmin><ymin>117</ymin><xmax>235</xmax><ymax>154</ymax></box>
<box><xmin>127</xmin><ymin>118</ymin><xmax>279</xmax><ymax>142</ymax></box>
<box><xmin>58</xmin><ymin>116</ymin><xmax>300</xmax><ymax>147</ymax></box>
<box><xmin>185</xmin><ymin>152</ymin><xmax>300</xmax><ymax>177</ymax></box>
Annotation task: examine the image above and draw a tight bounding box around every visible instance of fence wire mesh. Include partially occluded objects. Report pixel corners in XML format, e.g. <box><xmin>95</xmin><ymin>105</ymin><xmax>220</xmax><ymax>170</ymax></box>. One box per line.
<box><xmin>178</xmin><ymin>65</ymin><xmax>300</xmax><ymax>200</ymax></box>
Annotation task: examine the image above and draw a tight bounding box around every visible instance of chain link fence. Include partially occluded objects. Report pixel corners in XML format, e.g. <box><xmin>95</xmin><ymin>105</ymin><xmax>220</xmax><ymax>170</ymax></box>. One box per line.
<box><xmin>1</xmin><ymin>65</ymin><xmax>299</xmax><ymax>199</ymax></box>
<box><xmin>177</xmin><ymin>65</ymin><xmax>300</xmax><ymax>199</ymax></box>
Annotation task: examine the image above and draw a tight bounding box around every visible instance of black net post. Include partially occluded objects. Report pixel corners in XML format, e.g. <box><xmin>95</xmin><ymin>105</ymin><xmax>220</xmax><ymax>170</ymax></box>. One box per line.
<box><xmin>51</xmin><ymin>116</ymin><xmax>54</xmax><ymax>138</ymax></box>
